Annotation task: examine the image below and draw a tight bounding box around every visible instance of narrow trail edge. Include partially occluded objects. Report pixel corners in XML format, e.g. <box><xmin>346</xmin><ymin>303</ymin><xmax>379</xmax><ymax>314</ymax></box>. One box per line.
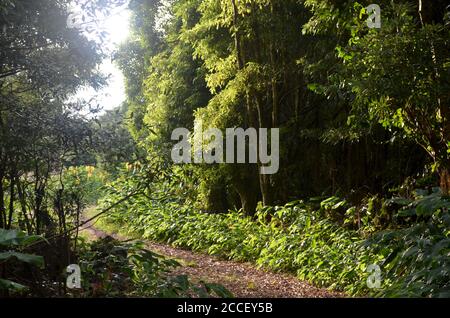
<box><xmin>81</xmin><ymin>211</ymin><xmax>344</xmax><ymax>298</ymax></box>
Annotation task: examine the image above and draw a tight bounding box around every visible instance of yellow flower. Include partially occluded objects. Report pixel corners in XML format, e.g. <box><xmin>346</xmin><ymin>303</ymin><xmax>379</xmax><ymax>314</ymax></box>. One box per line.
<box><xmin>86</xmin><ymin>166</ymin><xmax>95</xmax><ymax>178</ymax></box>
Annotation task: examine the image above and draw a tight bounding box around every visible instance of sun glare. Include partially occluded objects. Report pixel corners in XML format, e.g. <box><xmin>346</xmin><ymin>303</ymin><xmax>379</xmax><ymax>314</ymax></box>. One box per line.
<box><xmin>72</xmin><ymin>5</ymin><xmax>131</xmax><ymax>113</ymax></box>
<box><xmin>104</xmin><ymin>9</ymin><xmax>131</xmax><ymax>46</ymax></box>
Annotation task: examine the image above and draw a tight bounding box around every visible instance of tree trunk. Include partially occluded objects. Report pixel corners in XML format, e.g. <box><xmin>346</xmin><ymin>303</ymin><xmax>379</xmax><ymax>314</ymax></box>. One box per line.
<box><xmin>203</xmin><ymin>180</ymin><xmax>229</xmax><ymax>214</ymax></box>
<box><xmin>232</xmin><ymin>166</ymin><xmax>260</xmax><ymax>216</ymax></box>
<box><xmin>439</xmin><ymin>167</ymin><xmax>450</xmax><ymax>196</ymax></box>
<box><xmin>231</xmin><ymin>0</ymin><xmax>243</xmax><ymax>69</ymax></box>
<box><xmin>7</xmin><ymin>174</ymin><xmax>15</xmax><ymax>229</ymax></box>
<box><xmin>17</xmin><ymin>180</ymin><xmax>32</xmax><ymax>234</ymax></box>
<box><xmin>259</xmin><ymin>173</ymin><xmax>274</xmax><ymax>206</ymax></box>
<box><xmin>0</xmin><ymin>170</ymin><xmax>5</xmax><ymax>228</ymax></box>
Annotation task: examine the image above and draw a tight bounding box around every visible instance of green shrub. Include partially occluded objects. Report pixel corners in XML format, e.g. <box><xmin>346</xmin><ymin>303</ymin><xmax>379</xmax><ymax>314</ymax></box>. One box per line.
<box><xmin>77</xmin><ymin>236</ymin><xmax>233</xmax><ymax>298</ymax></box>
<box><xmin>98</xmin><ymin>174</ymin><xmax>449</xmax><ymax>297</ymax></box>
<box><xmin>0</xmin><ymin>229</ymin><xmax>44</xmax><ymax>293</ymax></box>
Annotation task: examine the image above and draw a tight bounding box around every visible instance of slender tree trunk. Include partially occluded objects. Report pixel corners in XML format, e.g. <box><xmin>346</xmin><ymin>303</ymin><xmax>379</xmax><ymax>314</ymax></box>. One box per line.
<box><xmin>269</xmin><ymin>45</ymin><xmax>278</xmax><ymax>128</ymax></box>
<box><xmin>419</xmin><ymin>0</ymin><xmax>450</xmax><ymax>195</ymax></box>
<box><xmin>259</xmin><ymin>174</ymin><xmax>274</xmax><ymax>206</ymax></box>
<box><xmin>7</xmin><ymin>173</ymin><xmax>15</xmax><ymax>229</ymax></box>
<box><xmin>0</xmin><ymin>170</ymin><xmax>5</xmax><ymax>228</ymax></box>
<box><xmin>34</xmin><ymin>162</ymin><xmax>42</xmax><ymax>235</ymax></box>
<box><xmin>439</xmin><ymin>166</ymin><xmax>450</xmax><ymax>196</ymax></box>
<box><xmin>17</xmin><ymin>179</ymin><xmax>32</xmax><ymax>234</ymax></box>
<box><xmin>231</xmin><ymin>0</ymin><xmax>243</xmax><ymax>69</ymax></box>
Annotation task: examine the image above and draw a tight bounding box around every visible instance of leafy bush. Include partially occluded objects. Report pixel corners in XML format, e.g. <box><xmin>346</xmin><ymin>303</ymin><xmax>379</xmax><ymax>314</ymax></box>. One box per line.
<box><xmin>77</xmin><ymin>236</ymin><xmax>232</xmax><ymax>298</ymax></box>
<box><xmin>0</xmin><ymin>229</ymin><xmax>44</xmax><ymax>293</ymax></box>
<box><xmin>98</xmin><ymin>173</ymin><xmax>449</xmax><ymax>297</ymax></box>
<box><xmin>368</xmin><ymin>190</ymin><xmax>450</xmax><ymax>297</ymax></box>
<box><xmin>56</xmin><ymin>166</ymin><xmax>108</xmax><ymax>206</ymax></box>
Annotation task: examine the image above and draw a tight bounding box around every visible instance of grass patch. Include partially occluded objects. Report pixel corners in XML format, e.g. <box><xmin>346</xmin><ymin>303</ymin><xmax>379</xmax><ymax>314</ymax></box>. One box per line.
<box><xmin>83</xmin><ymin>206</ymin><xmax>139</xmax><ymax>239</ymax></box>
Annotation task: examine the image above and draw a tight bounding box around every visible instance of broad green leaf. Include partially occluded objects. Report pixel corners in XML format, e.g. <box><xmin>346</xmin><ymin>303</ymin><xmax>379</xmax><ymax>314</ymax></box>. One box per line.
<box><xmin>0</xmin><ymin>278</ymin><xmax>27</xmax><ymax>291</ymax></box>
<box><xmin>0</xmin><ymin>229</ymin><xmax>44</xmax><ymax>247</ymax></box>
<box><xmin>0</xmin><ymin>251</ymin><xmax>45</xmax><ymax>268</ymax></box>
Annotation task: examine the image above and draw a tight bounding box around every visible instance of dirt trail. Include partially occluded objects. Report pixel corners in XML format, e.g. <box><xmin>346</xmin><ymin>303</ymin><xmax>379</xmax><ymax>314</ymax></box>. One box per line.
<box><xmin>81</xmin><ymin>218</ymin><xmax>343</xmax><ymax>298</ymax></box>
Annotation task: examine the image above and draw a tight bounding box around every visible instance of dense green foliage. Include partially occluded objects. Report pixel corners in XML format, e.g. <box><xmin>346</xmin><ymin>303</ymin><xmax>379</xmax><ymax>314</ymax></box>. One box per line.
<box><xmin>104</xmin><ymin>0</ymin><xmax>449</xmax><ymax>297</ymax></box>
<box><xmin>77</xmin><ymin>236</ymin><xmax>233</xmax><ymax>297</ymax></box>
<box><xmin>99</xmin><ymin>172</ymin><xmax>449</xmax><ymax>297</ymax></box>
<box><xmin>0</xmin><ymin>229</ymin><xmax>44</xmax><ymax>294</ymax></box>
<box><xmin>116</xmin><ymin>0</ymin><xmax>449</xmax><ymax>218</ymax></box>
<box><xmin>0</xmin><ymin>0</ymin><xmax>210</xmax><ymax>298</ymax></box>
<box><xmin>1</xmin><ymin>0</ymin><xmax>449</xmax><ymax>299</ymax></box>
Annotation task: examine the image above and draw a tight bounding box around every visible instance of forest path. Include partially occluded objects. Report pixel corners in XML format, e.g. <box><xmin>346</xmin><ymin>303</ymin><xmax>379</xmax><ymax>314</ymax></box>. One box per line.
<box><xmin>80</xmin><ymin>214</ymin><xmax>343</xmax><ymax>298</ymax></box>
